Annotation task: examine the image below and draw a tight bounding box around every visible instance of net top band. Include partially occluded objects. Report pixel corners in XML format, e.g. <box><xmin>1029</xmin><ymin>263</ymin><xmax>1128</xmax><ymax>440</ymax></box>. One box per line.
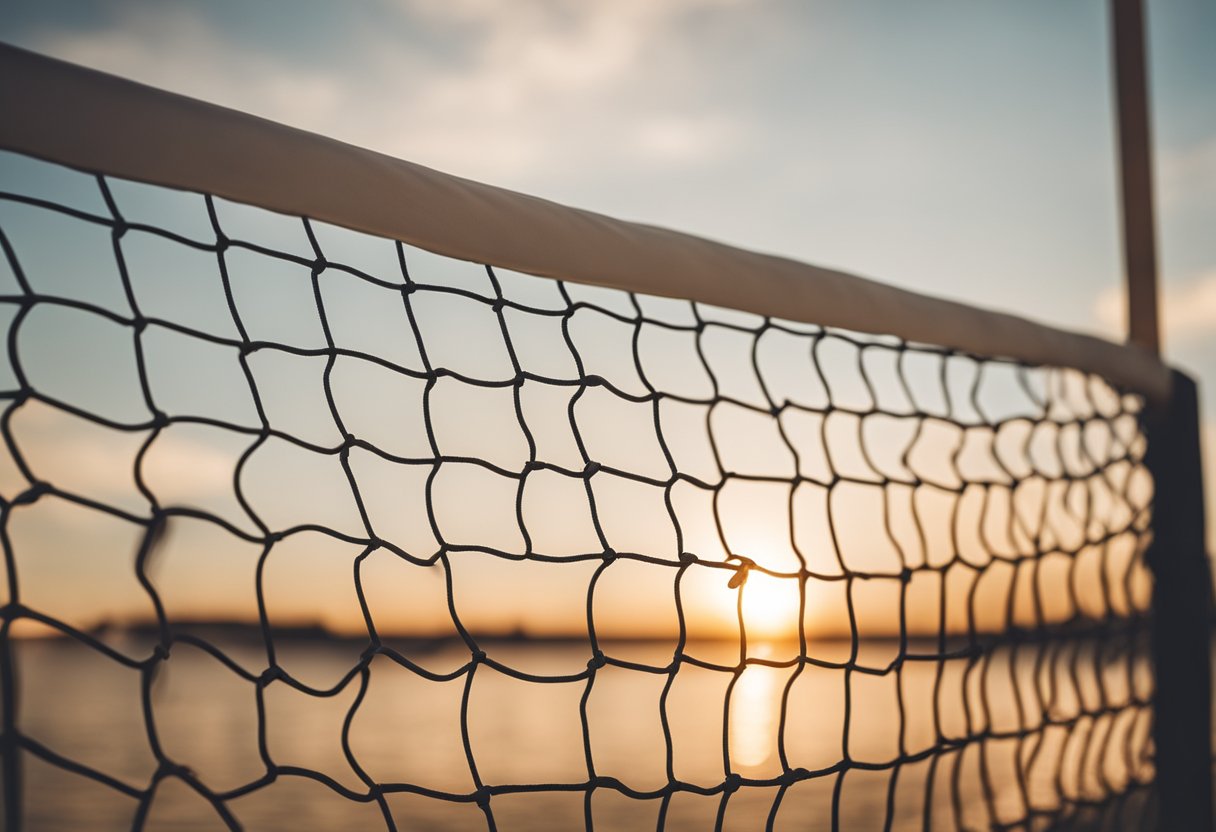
<box><xmin>0</xmin><ymin>43</ymin><xmax>1172</xmax><ymax>404</ymax></box>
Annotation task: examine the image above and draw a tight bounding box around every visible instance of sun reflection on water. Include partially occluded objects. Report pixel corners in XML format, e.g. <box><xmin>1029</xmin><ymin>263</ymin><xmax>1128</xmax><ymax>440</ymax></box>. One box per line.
<box><xmin>729</xmin><ymin>643</ymin><xmax>781</xmax><ymax>770</ymax></box>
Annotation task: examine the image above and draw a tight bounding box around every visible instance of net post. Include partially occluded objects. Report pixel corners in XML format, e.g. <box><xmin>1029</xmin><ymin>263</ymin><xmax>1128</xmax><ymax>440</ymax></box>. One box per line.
<box><xmin>1145</xmin><ymin>369</ymin><xmax>1211</xmax><ymax>830</ymax></box>
<box><xmin>1</xmin><ymin>613</ymin><xmax>19</xmax><ymax>831</ymax></box>
<box><xmin>1110</xmin><ymin>0</ymin><xmax>1161</xmax><ymax>354</ymax></box>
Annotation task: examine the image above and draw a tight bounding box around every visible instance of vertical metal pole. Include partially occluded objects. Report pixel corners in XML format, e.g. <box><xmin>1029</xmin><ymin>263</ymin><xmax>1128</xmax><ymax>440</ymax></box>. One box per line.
<box><xmin>1145</xmin><ymin>370</ymin><xmax>1212</xmax><ymax>830</ymax></box>
<box><xmin>0</xmin><ymin>614</ymin><xmax>17</xmax><ymax>832</ymax></box>
<box><xmin>1110</xmin><ymin>0</ymin><xmax>1161</xmax><ymax>354</ymax></box>
<box><xmin>1</xmin><ymin>505</ymin><xmax>19</xmax><ymax>830</ymax></box>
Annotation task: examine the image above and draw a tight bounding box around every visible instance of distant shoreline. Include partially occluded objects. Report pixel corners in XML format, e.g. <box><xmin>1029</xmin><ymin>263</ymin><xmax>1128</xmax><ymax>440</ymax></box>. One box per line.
<box><xmin>8</xmin><ymin>615</ymin><xmax>1149</xmax><ymax>650</ymax></box>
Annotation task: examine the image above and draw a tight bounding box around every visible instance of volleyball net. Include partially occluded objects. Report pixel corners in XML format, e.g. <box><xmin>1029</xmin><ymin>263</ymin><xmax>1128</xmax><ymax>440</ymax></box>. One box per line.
<box><xmin>0</xmin><ymin>45</ymin><xmax>1208</xmax><ymax>831</ymax></box>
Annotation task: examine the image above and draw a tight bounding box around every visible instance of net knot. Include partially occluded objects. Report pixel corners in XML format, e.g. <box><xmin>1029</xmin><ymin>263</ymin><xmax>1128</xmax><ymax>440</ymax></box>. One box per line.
<box><xmin>723</xmin><ymin>773</ymin><xmax>742</xmax><ymax>794</ymax></box>
<box><xmin>491</xmin><ymin>299</ymin><xmax>505</xmax><ymax>313</ymax></box>
<box><xmin>213</xmin><ymin>234</ymin><xmax>230</xmax><ymax>252</ymax></box>
<box><xmin>12</xmin><ymin>482</ymin><xmax>50</xmax><ymax>506</ymax></box>
<box><xmin>474</xmin><ymin>787</ymin><xmax>492</xmax><ymax>808</ymax></box>
<box><xmin>899</xmin><ymin>566</ymin><xmax>914</xmax><ymax>583</ymax></box>
<box><xmin>150</xmin><ymin>643</ymin><xmax>171</xmax><ymax>662</ymax></box>
<box><xmin>312</xmin><ymin>256</ymin><xmax>328</xmax><ymax>273</ymax></box>
<box><xmin>401</xmin><ymin>283</ymin><xmax>418</xmax><ymax>296</ymax></box>
<box><xmin>470</xmin><ymin>649</ymin><xmax>487</xmax><ymax>665</ymax></box>
<box><xmin>583</xmin><ymin>461</ymin><xmax>601</xmax><ymax>477</ymax></box>
<box><xmin>601</xmin><ymin>548</ymin><xmax>616</xmax><ymax>564</ymax></box>
<box><xmin>679</xmin><ymin>551</ymin><xmax>698</xmax><ymax>565</ymax></box>
<box><xmin>259</xmin><ymin>666</ymin><xmax>285</xmax><ymax>686</ymax></box>
<box><xmin>587</xmin><ymin>650</ymin><xmax>606</xmax><ymax>670</ymax></box>
<box><xmin>726</xmin><ymin>556</ymin><xmax>754</xmax><ymax>589</ymax></box>
<box><xmin>111</xmin><ymin>219</ymin><xmax>128</xmax><ymax>239</ymax></box>
<box><xmin>157</xmin><ymin>760</ymin><xmax>196</xmax><ymax>781</ymax></box>
<box><xmin>782</xmin><ymin>768</ymin><xmax>809</xmax><ymax>786</ymax></box>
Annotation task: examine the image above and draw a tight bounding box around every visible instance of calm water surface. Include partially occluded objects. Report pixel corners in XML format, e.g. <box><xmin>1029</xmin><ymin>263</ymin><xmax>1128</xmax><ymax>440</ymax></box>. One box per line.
<box><xmin>12</xmin><ymin>635</ymin><xmax>1153</xmax><ymax>831</ymax></box>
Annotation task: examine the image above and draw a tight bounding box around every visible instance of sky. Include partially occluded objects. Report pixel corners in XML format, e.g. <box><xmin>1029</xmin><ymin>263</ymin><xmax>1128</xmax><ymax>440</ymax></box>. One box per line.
<box><xmin>3</xmin><ymin>1</ymin><xmax>1212</xmax><ymax>389</ymax></box>
<box><xmin>0</xmin><ymin>0</ymin><xmax>1211</xmax><ymax>639</ymax></box>
<box><xmin>1</xmin><ymin>0</ymin><xmax>1210</xmax><ymax>334</ymax></box>
<box><xmin>2</xmin><ymin>1</ymin><xmax>1212</xmax><ymax>366</ymax></box>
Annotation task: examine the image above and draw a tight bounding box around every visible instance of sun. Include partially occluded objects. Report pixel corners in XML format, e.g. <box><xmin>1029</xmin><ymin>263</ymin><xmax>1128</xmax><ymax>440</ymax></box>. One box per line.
<box><xmin>738</xmin><ymin>569</ymin><xmax>803</xmax><ymax>640</ymax></box>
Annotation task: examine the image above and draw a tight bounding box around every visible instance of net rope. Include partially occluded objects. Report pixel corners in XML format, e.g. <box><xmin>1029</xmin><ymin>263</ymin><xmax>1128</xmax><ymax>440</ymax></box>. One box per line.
<box><xmin>0</xmin><ymin>154</ymin><xmax>1157</xmax><ymax>830</ymax></box>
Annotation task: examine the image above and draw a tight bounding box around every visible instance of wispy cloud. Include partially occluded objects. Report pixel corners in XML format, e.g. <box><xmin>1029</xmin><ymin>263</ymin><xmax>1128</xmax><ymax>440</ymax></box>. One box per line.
<box><xmin>1159</xmin><ymin>137</ymin><xmax>1216</xmax><ymax>210</ymax></box>
<box><xmin>33</xmin><ymin>6</ymin><xmax>349</xmax><ymax>131</ymax></box>
<box><xmin>1094</xmin><ymin>269</ymin><xmax>1216</xmax><ymax>343</ymax></box>
<box><xmin>29</xmin><ymin>0</ymin><xmax>752</xmax><ymax>185</ymax></box>
<box><xmin>9</xmin><ymin>401</ymin><xmax>241</xmax><ymax>513</ymax></box>
<box><xmin>1206</xmin><ymin>421</ymin><xmax>1216</xmax><ymax>553</ymax></box>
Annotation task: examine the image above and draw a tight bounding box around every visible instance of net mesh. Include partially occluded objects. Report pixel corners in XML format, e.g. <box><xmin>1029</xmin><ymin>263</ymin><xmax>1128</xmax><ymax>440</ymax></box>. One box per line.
<box><xmin>0</xmin><ymin>150</ymin><xmax>1157</xmax><ymax>830</ymax></box>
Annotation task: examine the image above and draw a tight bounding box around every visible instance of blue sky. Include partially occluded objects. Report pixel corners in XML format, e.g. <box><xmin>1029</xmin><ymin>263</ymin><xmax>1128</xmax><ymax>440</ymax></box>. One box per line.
<box><xmin>2</xmin><ymin>0</ymin><xmax>1214</xmax><ymax>545</ymax></box>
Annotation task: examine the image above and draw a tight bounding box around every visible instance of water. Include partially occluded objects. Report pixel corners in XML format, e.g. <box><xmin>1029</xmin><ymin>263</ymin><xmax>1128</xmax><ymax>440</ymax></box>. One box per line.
<box><xmin>9</xmin><ymin>633</ymin><xmax>1153</xmax><ymax>830</ymax></box>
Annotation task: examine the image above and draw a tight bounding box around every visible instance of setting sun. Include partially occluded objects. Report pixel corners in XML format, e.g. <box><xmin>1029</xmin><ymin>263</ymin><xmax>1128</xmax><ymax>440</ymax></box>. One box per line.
<box><xmin>738</xmin><ymin>568</ymin><xmax>804</xmax><ymax>641</ymax></box>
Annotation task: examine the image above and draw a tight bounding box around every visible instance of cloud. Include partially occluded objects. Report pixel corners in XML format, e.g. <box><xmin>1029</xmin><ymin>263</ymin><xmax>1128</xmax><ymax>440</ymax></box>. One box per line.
<box><xmin>629</xmin><ymin>114</ymin><xmax>746</xmax><ymax>165</ymax></box>
<box><xmin>7</xmin><ymin>400</ymin><xmax>243</xmax><ymax>512</ymax></box>
<box><xmin>27</xmin><ymin>0</ymin><xmax>752</xmax><ymax>186</ymax></box>
<box><xmin>32</xmin><ymin>6</ymin><xmax>349</xmax><ymax>127</ymax></box>
<box><xmin>1094</xmin><ymin>269</ymin><xmax>1216</xmax><ymax>344</ymax></box>
<box><xmin>1204</xmin><ymin>421</ymin><xmax>1216</xmax><ymax>555</ymax></box>
<box><xmin>1159</xmin><ymin>137</ymin><xmax>1216</xmax><ymax>210</ymax></box>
